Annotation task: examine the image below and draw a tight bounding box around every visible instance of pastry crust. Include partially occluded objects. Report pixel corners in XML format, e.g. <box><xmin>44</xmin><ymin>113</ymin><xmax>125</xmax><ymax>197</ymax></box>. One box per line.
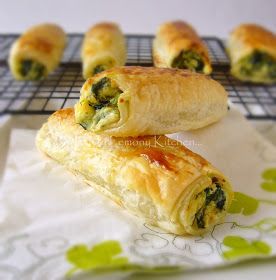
<box><xmin>153</xmin><ymin>21</ymin><xmax>212</xmax><ymax>74</ymax></box>
<box><xmin>228</xmin><ymin>24</ymin><xmax>276</xmax><ymax>83</ymax></box>
<box><xmin>75</xmin><ymin>66</ymin><xmax>228</xmax><ymax>137</ymax></box>
<box><xmin>9</xmin><ymin>23</ymin><xmax>66</xmax><ymax>80</ymax></box>
<box><xmin>36</xmin><ymin>108</ymin><xmax>233</xmax><ymax>235</ymax></box>
<box><xmin>81</xmin><ymin>22</ymin><xmax>126</xmax><ymax>79</ymax></box>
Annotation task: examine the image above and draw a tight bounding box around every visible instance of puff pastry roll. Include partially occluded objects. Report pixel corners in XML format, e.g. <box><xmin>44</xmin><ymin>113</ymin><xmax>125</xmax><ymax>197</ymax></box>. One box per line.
<box><xmin>228</xmin><ymin>24</ymin><xmax>276</xmax><ymax>84</ymax></box>
<box><xmin>81</xmin><ymin>22</ymin><xmax>126</xmax><ymax>79</ymax></box>
<box><xmin>75</xmin><ymin>66</ymin><xmax>228</xmax><ymax>137</ymax></box>
<box><xmin>153</xmin><ymin>21</ymin><xmax>212</xmax><ymax>74</ymax></box>
<box><xmin>9</xmin><ymin>23</ymin><xmax>66</xmax><ymax>80</ymax></box>
<box><xmin>36</xmin><ymin>108</ymin><xmax>233</xmax><ymax>235</ymax></box>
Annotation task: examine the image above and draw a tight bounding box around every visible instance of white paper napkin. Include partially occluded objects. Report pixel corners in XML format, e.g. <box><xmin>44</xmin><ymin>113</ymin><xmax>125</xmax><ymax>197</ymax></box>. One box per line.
<box><xmin>1</xmin><ymin>106</ymin><xmax>276</xmax><ymax>280</ymax></box>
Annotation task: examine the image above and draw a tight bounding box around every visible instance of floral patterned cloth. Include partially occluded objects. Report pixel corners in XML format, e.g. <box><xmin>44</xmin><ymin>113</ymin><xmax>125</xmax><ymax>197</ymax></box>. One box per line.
<box><xmin>0</xmin><ymin>106</ymin><xmax>276</xmax><ymax>279</ymax></box>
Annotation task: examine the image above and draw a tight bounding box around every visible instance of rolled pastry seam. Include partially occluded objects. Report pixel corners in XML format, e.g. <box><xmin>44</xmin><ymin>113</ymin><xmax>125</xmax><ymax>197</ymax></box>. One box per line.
<box><xmin>81</xmin><ymin>22</ymin><xmax>126</xmax><ymax>79</ymax></box>
<box><xmin>153</xmin><ymin>21</ymin><xmax>212</xmax><ymax>74</ymax></box>
<box><xmin>228</xmin><ymin>24</ymin><xmax>276</xmax><ymax>84</ymax></box>
<box><xmin>36</xmin><ymin>108</ymin><xmax>234</xmax><ymax>236</ymax></box>
<box><xmin>75</xmin><ymin>66</ymin><xmax>228</xmax><ymax>137</ymax></box>
<box><xmin>9</xmin><ymin>23</ymin><xmax>66</xmax><ymax>80</ymax></box>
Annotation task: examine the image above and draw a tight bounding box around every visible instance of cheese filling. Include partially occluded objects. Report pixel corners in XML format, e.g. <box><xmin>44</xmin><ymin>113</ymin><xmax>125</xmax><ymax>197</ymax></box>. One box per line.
<box><xmin>172</xmin><ymin>50</ymin><xmax>204</xmax><ymax>72</ymax></box>
<box><xmin>238</xmin><ymin>51</ymin><xmax>276</xmax><ymax>81</ymax></box>
<box><xmin>75</xmin><ymin>77</ymin><xmax>122</xmax><ymax>131</ymax></box>
<box><xmin>19</xmin><ymin>59</ymin><xmax>46</xmax><ymax>80</ymax></box>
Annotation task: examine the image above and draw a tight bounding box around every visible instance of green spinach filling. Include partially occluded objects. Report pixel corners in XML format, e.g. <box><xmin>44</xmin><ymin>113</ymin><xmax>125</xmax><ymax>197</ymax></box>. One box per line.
<box><xmin>239</xmin><ymin>51</ymin><xmax>276</xmax><ymax>80</ymax></box>
<box><xmin>19</xmin><ymin>59</ymin><xmax>46</xmax><ymax>80</ymax></box>
<box><xmin>79</xmin><ymin>77</ymin><xmax>122</xmax><ymax>130</ymax></box>
<box><xmin>93</xmin><ymin>65</ymin><xmax>106</xmax><ymax>75</ymax></box>
<box><xmin>194</xmin><ymin>182</ymin><xmax>226</xmax><ymax>229</ymax></box>
<box><xmin>172</xmin><ymin>50</ymin><xmax>204</xmax><ymax>72</ymax></box>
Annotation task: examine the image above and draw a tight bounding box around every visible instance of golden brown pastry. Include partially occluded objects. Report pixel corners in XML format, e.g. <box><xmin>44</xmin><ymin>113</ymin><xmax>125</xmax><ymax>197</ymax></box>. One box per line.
<box><xmin>228</xmin><ymin>23</ymin><xmax>276</xmax><ymax>84</ymax></box>
<box><xmin>9</xmin><ymin>23</ymin><xmax>66</xmax><ymax>80</ymax></box>
<box><xmin>74</xmin><ymin>66</ymin><xmax>228</xmax><ymax>137</ymax></box>
<box><xmin>81</xmin><ymin>22</ymin><xmax>126</xmax><ymax>79</ymax></box>
<box><xmin>153</xmin><ymin>21</ymin><xmax>212</xmax><ymax>74</ymax></box>
<box><xmin>36</xmin><ymin>108</ymin><xmax>234</xmax><ymax>236</ymax></box>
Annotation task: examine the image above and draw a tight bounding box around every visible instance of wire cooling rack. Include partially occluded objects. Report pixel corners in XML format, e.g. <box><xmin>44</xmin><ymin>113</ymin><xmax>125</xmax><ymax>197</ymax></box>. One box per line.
<box><xmin>0</xmin><ymin>34</ymin><xmax>275</xmax><ymax>119</ymax></box>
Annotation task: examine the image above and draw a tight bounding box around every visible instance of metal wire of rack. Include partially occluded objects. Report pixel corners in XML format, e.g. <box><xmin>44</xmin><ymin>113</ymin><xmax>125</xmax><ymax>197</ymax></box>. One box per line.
<box><xmin>0</xmin><ymin>34</ymin><xmax>275</xmax><ymax>119</ymax></box>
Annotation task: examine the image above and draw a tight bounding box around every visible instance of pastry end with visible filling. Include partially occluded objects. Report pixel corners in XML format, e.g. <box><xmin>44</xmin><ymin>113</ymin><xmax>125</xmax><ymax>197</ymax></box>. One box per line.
<box><xmin>235</xmin><ymin>50</ymin><xmax>276</xmax><ymax>83</ymax></box>
<box><xmin>18</xmin><ymin>59</ymin><xmax>46</xmax><ymax>80</ymax></box>
<box><xmin>75</xmin><ymin>76</ymin><xmax>122</xmax><ymax>131</ymax></box>
<box><xmin>184</xmin><ymin>176</ymin><xmax>228</xmax><ymax>234</ymax></box>
<box><xmin>92</xmin><ymin>65</ymin><xmax>107</xmax><ymax>75</ymax></box>
<box><xmin>88</xmin><ymin>58</ymin><xmax>116</xmax><ymax>77</ymax></box>
<box><xmin>172</xmin><ymin>50</ymin><xmax>205</xmax><ymax>73</ymax></box>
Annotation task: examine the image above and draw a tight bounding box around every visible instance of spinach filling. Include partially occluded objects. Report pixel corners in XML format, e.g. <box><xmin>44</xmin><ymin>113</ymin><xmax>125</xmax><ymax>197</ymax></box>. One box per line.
<box><xmin>172</xmin><ymin>50</ymin><xmax>204</xmax><ymax>72</ymax></box>
<box><xmin>19</xmin><ymin>59</ymin><xmax>46</xmax><ymax>80</ymax></box>
<box><xmin>194</xmin><ymin>182</ymin><xmax>226</xmax><ymax>229</ymax></box>
<box><xmin>91</xmin><ymin>77</ymin><xmax>122</xmax><ymax>105</ymax></box>
<box><xmin>79</xmin><ymin>77</ymin><xmax>122</xmax><ymax>130</ymax></box>
<box><xmin>239</xmin><ymin>51</ymin><xmax>276</xmax><ymax>80</ymax></box>
<box><xmin>93</xmin><ymin>65</ymin><xmax>106</xmax><ymax>75</ymax></box>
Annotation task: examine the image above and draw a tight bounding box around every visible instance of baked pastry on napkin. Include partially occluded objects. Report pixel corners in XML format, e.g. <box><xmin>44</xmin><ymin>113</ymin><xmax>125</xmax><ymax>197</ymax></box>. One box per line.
<box><xmin>36</xmin><ymin>108</ymin><xmax>234</xmax><ymax>236</ymax></box>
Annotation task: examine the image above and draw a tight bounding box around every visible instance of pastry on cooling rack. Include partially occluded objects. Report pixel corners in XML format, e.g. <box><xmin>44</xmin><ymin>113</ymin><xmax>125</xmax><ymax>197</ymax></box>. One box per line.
<box><xmin>81</xmin><ymin>22</ymin><xmax>126</xmax><ymax>79</ymax></box>
<box><xmin>228</xmin><ymin>24</ymin><xmax>276</xmax><ymax>84</ymax></box>
<box><xmin>8</xmin><ymin>23</ymin><xmax>66</xmax><ymax>80</ymax></box>
<box><xmin>36</xmin><ymin>108</ymin><xmax>234</xmax><ymax>236</ymax></box>
<box><xmin>153</xmin><ymin>21</ymin><xmax>212</xmax><ymax>74</ymax></box>
<box><xmin>74</xmin><ymin>66</ymin><xmax>227</xmax><ymax>137</ymax></box>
